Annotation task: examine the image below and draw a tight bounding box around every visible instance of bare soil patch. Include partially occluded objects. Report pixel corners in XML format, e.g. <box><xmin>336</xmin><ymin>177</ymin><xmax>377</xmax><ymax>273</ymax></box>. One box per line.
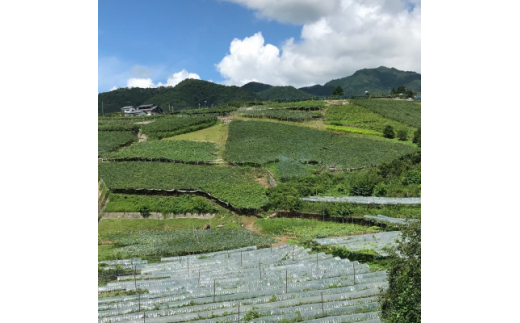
<box><xmin>254</xmin><ymin>176</ymin><xmax>270</xmax><ymax>188</ymax></box>
<box><xmin>138</xmin><ymin>132</ymin><xmax>148</xmax><ymax>142</ymax></box>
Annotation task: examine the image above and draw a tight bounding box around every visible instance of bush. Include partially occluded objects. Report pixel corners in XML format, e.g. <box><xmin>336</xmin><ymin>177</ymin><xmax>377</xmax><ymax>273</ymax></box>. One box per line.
<box><xmin>396</xmin><ymin>129</ymin><xmax>408</xmax><ymax>141</ymax></box>
<box><xmin>413</xmin><ymin>127</ymin><xmax>421</xmax><ymax>147</ymax></box>
<box><xmin>383</xmin><ymin>125</ymin><xmax>395</xmax><ymax>139</ymax></box>
<box><xmin>139</xmin><ymin>206</ymin><xmax>150</xmax><ymax>218</ymax></box>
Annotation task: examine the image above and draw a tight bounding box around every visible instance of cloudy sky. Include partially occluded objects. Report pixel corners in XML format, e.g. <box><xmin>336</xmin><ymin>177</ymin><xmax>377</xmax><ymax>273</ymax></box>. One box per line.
<box><xmin>99</xmin><ymin>0</ymin><xmax>420</xmax><ymax>92</ymax></box>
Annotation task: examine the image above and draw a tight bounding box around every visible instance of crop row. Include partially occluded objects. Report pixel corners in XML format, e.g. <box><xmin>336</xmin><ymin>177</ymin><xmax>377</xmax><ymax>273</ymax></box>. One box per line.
<box><xmin>241</xmin><ymin>109</ymin><xmax>321</xmax><ymax>122</ymax></box>
<box><xmin>224</xmin><ymin>121</ymin><xmax>418</xmax><ymax>168</ymax></box>
<box><xmin>349</xmin><ymin>99</ymin><xmax>421</xmax><ymax>128</ymax></box>
<box><xmin>98</xmin><ymin>162</ymin><xmax>268</xmax><ymax>209</ymax></box>
<box><xmin>101</xmin><ymin>140</ymin><xmax>217</xmax><ymax>162</ymax></box>
<box><xmin>98</xmin><ymin>131</ymin><xmax>136</xmax><ymax>156</ymax></box>
<box><xmin>98</xmin><ymin>118</ymin><xmax>140</xmax><ymax>132</ymax></box>
<box><xmin>102</xmin><ymin>229</ymin><xmax>275</xmax><ymax>259</ymax></box>
<box><xmin>140</xmin><ymin>116</ymin><xmax>217</xmax><ymax>133</ymax></box>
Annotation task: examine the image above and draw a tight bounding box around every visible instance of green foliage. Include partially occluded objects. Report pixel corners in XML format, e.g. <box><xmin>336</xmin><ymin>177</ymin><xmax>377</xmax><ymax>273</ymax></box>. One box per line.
<box><xmin>241</xmin><ymin>109</ymin><xmax>321</xmax><ymax>122</ymax></box>
<box><xmin>101</xmin><ymin>229</ymin><xmax>275</xmax><ymax>260</ymax></box>
<box><xmin>141</xmin><ymin>115</ymin><xmax>217</xmax><ymax>134</ymax></box>
<box><xmin>380</xmin><ymin>221</ymin><xmax>421</xmax><ymax>323</ymax></box>
<box><xmin>139</xmin><ymin>205</ymin><xmax>150</xmax><ymax>218</ymax></box>
<box><xmin>413</xmin><ymin>127</ymin><xmax>421</xmax><ymax>147</ymax></box>
<box><xmin>383</xmin><ymin>125</ymin><xmax>395</xmax><ymax>139</ymax></box>
<box><xmin>241</xmin><ymin>81</ymin><xmax>272</xmax><ymax>93</ymax></box>
<box><xmin>256</xmin><ymin>86</ymin><xmax>312</xmax><ymax>100</ymax></box>
<box><xmin>332</xmin><ymin>85</ymin><xmax>344</xmax><ymax>96</ymax></box>
<box><xmin>104</xmin><ymin>194</ymin><xmax>222</xmax><ymax>214</ymax></box>
<box><xmin>102</xmin><ymin>140</ymin><xmax>217</xmax><ymax>162</ymax></box>
<box><xmin>255</xmin><ymin>218</ymin><xmax>375</xmax><ymax>240</ymax></box>
<box><xmin>98</xmin><ymin>118</ymin><xmax>140</xmax><ymax>131</ymax></box>
<box><xmin>98</xmin><ymin>87</ymin><xmax>170</xmax><ymax>114</ymax></box>
<box><xmin>350</xmin><ymin>99</ymin><xmax>421</xmax><ymax>128</ymax></box>
<box><xmin>98</xmin><ymin>266</ymin><xmax>136</xmax><ymax>286</ymax></box>
<box><xmin>262</xmin><ymin>100</ymin><xmax>326</xmax><ymax>110</ymax></box>
<box><xmin>324</xmin><ymin>66</ymin><xmax>421</xmax><ymax>96</ymax></box>
<box><xmin>244</xmin><ymin>309</ymin><xmax>262</xmax><ymax>322</ymax></box>
<box><xmin>98</xmin><ymin>162</ymin><xmax>268</xmax><ymax>209</ymax></box>
<box><xmin>224</xmin><ymin>121</ymin><xmax>417</xmax><ymax>168</ymax></box>
<box><xmin>299</xmin><ymin>84</ymin><xmax>336</xmax><ymax>96</ymax></box>
<box><xmin>325</xmin><ymin>104</ymin><xmax>416</xmax><ymax>137</ymax></box>
<box><xmin>144</xmin><ymin>79</ymin><xmax>260</xmax><ymax>108</ymax></box>
<box><xmin>396</xmin><ymin>129</ymin><xmax>408</xmax><ymax>141</ymax></box>
<box><xmin>326</xmin><ymin>125</ymin><xmax>382</xmax><ymax>136</ymax></box>
<box><xmin>98</xmin><ymin>131</ymin><xmax>136</xmax><ymax>156</ymax></box>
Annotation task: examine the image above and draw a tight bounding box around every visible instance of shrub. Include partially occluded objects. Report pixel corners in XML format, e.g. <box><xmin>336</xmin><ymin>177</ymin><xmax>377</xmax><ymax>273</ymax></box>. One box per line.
<box><xmin>383</xmin><ymin>125</ymin><xmax>395</xmax><ymax>139</ymax></box>
<box><xmin>413</xmin><ymin>127</ymin><xmax>421</xmax><ymax>147</ymax></box>
<box><xmin>139</xmin><ymin>206</ymin><xmax>150</xmax><ymax>218</ymax></box>
<box><xmin>396</xmin><ymin>129</ymin><xmax>408</xmax><ymax>141</ymax></box>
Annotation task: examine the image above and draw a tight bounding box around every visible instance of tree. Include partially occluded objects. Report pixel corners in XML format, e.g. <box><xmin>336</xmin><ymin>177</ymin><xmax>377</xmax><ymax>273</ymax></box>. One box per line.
<box><xmin>332</xmin><ymin>86</ymin><xmax>344</xmax><ymax>96</ymax></box>
<box><xmin>383</xmin><ymin>125</ymin><xmax>395</xmax><ymax>139</ymax></box>
<box><xmin>413</xmin><ymin>127</ymin><xmax>421</xmax><ymax>147</ymax></box>
<box><xmin>396</xmin><ymin>85</ymin><xmax>407</xmax><ymax>93</ymax></box>
<box><xmin>397</xmin><ymin>129</ymin><xmax>408</xmax><ymax>141</ymax></box>
<box><xmin>380</xmin><ymin>221</ymin><xmax>421</xmax><ymax>323</ymax></box>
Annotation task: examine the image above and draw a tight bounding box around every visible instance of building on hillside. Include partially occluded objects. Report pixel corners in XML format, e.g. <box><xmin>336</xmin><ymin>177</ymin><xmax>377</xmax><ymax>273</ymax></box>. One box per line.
<box><xmin>121</xmin><ymin>104</ymin><xmax>163</xmax><ymax>116</ymax></box>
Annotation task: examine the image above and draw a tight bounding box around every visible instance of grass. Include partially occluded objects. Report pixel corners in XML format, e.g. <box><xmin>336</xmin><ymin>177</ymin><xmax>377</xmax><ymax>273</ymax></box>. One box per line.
<box><xmin>254</xmin><ymin>218</ymin><xmax>378</xmax><ymax>240</ymax></box>
<box><xmin>326</xmin><ymin>125</ymin><xmax>383</xmax><ymax>136</ymax></box>
<box><xmin>234</xmin><ymin>115</ymin><xmax>327</xmax><ymax>131</ymax></box>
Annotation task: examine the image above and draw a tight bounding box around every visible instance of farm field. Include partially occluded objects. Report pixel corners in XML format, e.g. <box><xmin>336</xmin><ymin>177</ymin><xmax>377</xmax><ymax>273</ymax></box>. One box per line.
<box><xmin>241</xmin><ymin>108</ymin><xmax>322</xmax><ymax>122</ymax></box>
<box><xmin>224</xmin><ymin>120</ymin><xmax>417</xmax><ymax>168</ymax></box>
<box><xmin>101</xmin><ymin>140</ymin><xmax>218</xmax><ymax>162</ymax></box>
<box><xmin>98</xmin><ymin>131</ymin><xmax>136</xmax><ymax>156</ymax></box>
<box><xmin>98</xmin><ymin>245</ymin><xmax>387</xmax><ymax>323</ymax></box>
<box><xmin>98</xmin><ymin>162</ymin><xmax>268</xmax><ymax>209</ymax></box>
<box><xmin>349</xmin><ymin>99</ymin><xmax>421</xmax><ymax>128</ymax></box>
<box><xmin>140</xmin><ymin>115</ymin><xmax>218</xmax><ymax>139</ymax></box>
<box><xmin>325</xmin><ymin>104</ymin><xmax>416</xmax><ymax>138</ymax></box>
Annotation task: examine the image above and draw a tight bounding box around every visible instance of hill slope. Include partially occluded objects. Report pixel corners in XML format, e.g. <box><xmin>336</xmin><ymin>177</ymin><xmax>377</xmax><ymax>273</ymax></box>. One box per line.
<box><xmin>325</xmin><ymin>66</ymin><xmax>421</xmax><ymax>95</ymax></box>
<box><xmin>241</xmin><ymin>81</ymin><xmax>272</xmax><ymax>93</ymax></box>
<box><xmin>256</xmin><ymin>86</ymin><xmax>312</xmax><ymax>100</ymax></box>
<box><xmin>98</xmin><ymin>87</ymin><xmax>170</xmax><ymax>114</ymax></box>
<box><xmin>98</xmin><ymin>79</ymin><xmax>261</xmax><ymax>114</ymax></box>
<box><xmin>298</xmin><ymin>84</ymin><xmax>336</xmax><ymax>96</ymax></box>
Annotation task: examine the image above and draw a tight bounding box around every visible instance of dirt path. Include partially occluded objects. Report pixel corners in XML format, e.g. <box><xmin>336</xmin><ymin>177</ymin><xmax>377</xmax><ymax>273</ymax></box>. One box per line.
<box><xmin>240</xmin><ymin>216</ymin><xmax>291</xmax><ymax>247</ymax></box>
<box><xmin>138</xmin><ymin>132</ymin><xmax>147</xmax><ymax>142</ymax></box>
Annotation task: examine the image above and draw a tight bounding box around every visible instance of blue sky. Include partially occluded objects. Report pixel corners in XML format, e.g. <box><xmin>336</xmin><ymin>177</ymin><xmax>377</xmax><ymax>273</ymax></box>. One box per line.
<box><xmin>99</xmin><ymin>0</ymin><xmax>421</xmax><ymax>93</ymax></box>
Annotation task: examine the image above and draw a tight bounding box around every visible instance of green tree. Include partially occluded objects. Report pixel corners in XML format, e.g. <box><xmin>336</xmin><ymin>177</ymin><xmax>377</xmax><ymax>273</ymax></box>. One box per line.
<box><xmin>413</xmin><ymin>128</ymin><xmax>421</xmax><ymax>147</ymax></box>
<box><xmin>396</xmin><ymin>85</ymin><xmax>407</xmax><ymax>93</ymax></box>
<box><xmin>397</xmin><ymin>129</ymin><xmax>408</xmax><ymax>141</ymax></box>
<box><xmin>332</xmin><ymin>86</ymin><xmax>344</xmax><ymax>96</ymax></box>
<box><xmin>380</xmin><ymin>221</ymin><xmax>421</xmax><ymax>323</ymax></box>
<box><xmin>383</xmin><ymin>125</ymin><xmax>395</xmax><ymax>139</ymax></box>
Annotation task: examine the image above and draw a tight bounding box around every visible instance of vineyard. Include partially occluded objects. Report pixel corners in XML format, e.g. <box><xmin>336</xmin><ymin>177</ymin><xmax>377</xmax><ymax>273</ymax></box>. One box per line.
<box><xmin>98</xmin><ymin>162</ymin><xmax>268</xmax><ymax>209</ymax></box>
<box><xmin>349</xmin><ymin>99</ymin><xmax>421</xmax><ymax>128</ymax></box>
<box><xmin>98</xmin><ymin>245</ymin><xmax>388</xmax><ymax>323</ymax></box>
<box><xmin>140</xmin><ymin>115</ymin><xmax>218</xmax><ymax>139</ymax></box>
<box><xmin>102</xmin><ymin>140</ymin><xmax>217</xmax><ymax>162</ymax></box>
<box><xmin>325</xmin><ymin>104</ymin><xmax>416</xmax><ymax>137</ymax></box>
<box><xmin>241</xmin><ymin>109</ymin><xmax>322</xmax><ymax>122</ymax></box>
<box><xmin>99</xmin><ymin>229</ymin><xmax>275</xmax><ymax>260</ymax></box>
<box><xmin>224</xmin><ymin>121</ymin><xmax>418</xmax><ymax>168</ymax></box>
<box><xmin>98</xmin><ymin>131</ymin><xmax>136</xmax><ymax>156</ymax></box>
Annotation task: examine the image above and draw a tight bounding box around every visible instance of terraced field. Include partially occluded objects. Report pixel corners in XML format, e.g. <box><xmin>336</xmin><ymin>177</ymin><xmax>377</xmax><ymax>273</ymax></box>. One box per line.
<box><xmin>98</xmin><ymin>245</ymin><xmax>387</xmax><ymax>323</ymax></box>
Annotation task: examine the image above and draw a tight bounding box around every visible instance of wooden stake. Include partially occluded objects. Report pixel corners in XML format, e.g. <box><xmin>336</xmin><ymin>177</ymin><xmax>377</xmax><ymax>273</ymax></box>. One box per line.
<box><xmin>213</xmin><ymin>279</ymin><xmax>216</xmax><ymax>302</ymax></box>
<box><xmin>321</xmin><ymin>292</ymin><xmax>324</xmax><ymax>317</ymax></box>
<box><xmin>353</xmin><ymin>263</ymin><xmax>356</xmax><ymax>285</ymax></box>
<box><xmin>285</xmin><ymin>270</ymin><xmax>288</xmax><ymax>294</ymax></box>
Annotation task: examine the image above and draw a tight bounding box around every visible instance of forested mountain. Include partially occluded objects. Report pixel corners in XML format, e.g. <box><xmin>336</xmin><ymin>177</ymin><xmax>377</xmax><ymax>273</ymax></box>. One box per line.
<box><xmin>325</xmin><ymin>66</ymin><xmax>421</xmax><ymax>96</ymax></box>
<box><xmin>98</xmin><ymin>79</ymin><xmax>260</xmax><ymax>114</ymax></box>
<box><xmin>241</xmin><ymin>82</ymin><xmax>272</xmax><ymax>93</ymax></box>
<box><xmin>256</xmin><ymin>86</ymin><xmax>312</xmax><ymax>101</ymax></box>
<box><xmin>298</xmin><ymin>84</ymin><xmax>336</xmax><ymax>96</ymax></box>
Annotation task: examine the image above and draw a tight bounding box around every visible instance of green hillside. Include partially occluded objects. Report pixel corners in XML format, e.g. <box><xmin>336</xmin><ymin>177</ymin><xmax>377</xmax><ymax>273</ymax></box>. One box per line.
<box><xmin>145</xmin><ymin>79</ymin><xmax>260</xmax><ymax>109</ymax></box>
<box><xmin>98</xmin><ymin>79</ymin><xmax>260</xmax><ymax>114</ymax></box>
<box><xmin>325</xmin><ymin>66</ymin><xmax>421</xmax><ymax>96</ymax></box>
<box><xmin>241</xmin><ymin>81</ymin><xmax>272</xmax><ymax>93</ymax></box>
<box><xmin>299</xmin><ymin>84</ymin><xmax>335</xmax><ymax>96</ymax></box>
<box><xmin>256</xmin><ymin>86</ymin><xmax>312</xmax><ymax>100</ymax></box>
<box><xmin>97</xmin><ymin>87</ymin><xmax>170</xmax><ymax>114</ymax></box>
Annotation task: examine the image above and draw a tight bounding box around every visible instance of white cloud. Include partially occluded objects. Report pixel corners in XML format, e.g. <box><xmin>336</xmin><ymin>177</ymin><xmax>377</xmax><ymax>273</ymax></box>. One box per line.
<box><xmin>127</xmin><ymin>78</ymin><xmax>156</xmax><ymax>88</ymax></box>
<box><xmin>217</xmin><ymin>0</ymin><xmax>421</xmax><ymax>87</ymax></box>
<box><xmin>125</xmin><ymin>69</ymin><xmax>201</xmax><ymax>89</ymax></box>
<box><xmin>164</xmin><ymin>69</ymin><xmax>201</xmax><ymax>87</ymax></box>
<box><xmin>109</xmin><ymin>86</ymin><xmax>118</xmax><ymax>91</ymax></box>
